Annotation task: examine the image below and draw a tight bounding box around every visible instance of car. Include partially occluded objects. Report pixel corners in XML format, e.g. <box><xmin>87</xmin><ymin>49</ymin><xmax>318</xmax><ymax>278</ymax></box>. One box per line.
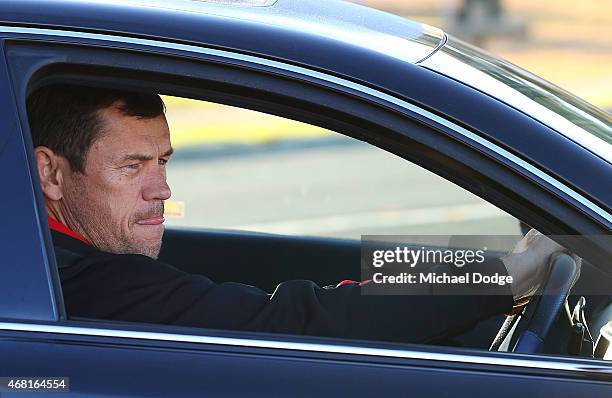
<box><xmin>0</xmin><ymin>0</ymin><xmax>611</xmax><ymax>396</ymax></box>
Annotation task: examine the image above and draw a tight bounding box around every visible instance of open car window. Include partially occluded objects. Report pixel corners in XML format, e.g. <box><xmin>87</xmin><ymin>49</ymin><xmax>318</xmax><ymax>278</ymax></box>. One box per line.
<box><xmin>21</xmin><ymin>80</ymin><xmax>607</xmax><ymax>354</ymax></box>
<box><xmin>163</xmin><ymin>96</ymin><xmax>522</xmax><ymax>250</ymax></box>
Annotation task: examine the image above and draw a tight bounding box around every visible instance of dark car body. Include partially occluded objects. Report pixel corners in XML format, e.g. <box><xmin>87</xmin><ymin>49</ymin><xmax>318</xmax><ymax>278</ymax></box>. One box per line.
<box><xmin>0</xmin><ymin>0</ymin><xmax>611</xmax><ymax>396</ymax></box>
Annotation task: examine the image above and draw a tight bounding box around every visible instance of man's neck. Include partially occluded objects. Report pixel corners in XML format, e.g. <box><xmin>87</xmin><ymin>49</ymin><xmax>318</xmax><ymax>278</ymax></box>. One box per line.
<box><xmin>47</xmin><ymin>216</ymin><xmax>90</xmax><ymax>245</ymax></box>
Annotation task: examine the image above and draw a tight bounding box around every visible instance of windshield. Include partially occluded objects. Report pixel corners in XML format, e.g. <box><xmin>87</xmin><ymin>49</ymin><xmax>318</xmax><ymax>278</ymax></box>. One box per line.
<box><xmin>422</xmin><ymin>37</ymin><xmax>612</xmax><ymax>162</ymax></box>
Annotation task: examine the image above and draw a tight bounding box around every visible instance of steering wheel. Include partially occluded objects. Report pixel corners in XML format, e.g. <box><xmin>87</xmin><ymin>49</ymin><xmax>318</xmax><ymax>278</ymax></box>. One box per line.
<box><xmin>490</xmin><ymin>253</ymin><xmax>580</xmax><ymax>354</ymax></box>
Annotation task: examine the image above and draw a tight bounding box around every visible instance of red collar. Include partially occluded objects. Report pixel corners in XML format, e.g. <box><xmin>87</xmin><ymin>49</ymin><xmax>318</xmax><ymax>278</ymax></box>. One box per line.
<box><xmin>47</xmin><ymin>216</ymin><xmax>89</xmax><ymax>245</ymax></box>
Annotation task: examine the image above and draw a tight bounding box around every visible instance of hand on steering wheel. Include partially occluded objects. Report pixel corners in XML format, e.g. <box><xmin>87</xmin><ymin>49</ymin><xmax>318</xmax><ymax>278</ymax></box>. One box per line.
<box><xmin>491</xmin><ymin>230</ymin><xmax>582</xmax><ymax>353</ymax></box>
<box><xmin>501</xmin><ymin>229</ymin><xmax>581</xmax><ymax>304</ymax></box>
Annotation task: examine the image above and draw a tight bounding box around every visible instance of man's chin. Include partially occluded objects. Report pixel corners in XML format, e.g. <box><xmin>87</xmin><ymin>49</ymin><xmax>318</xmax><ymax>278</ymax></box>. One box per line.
<box><xmin>131</xmin><ymin>226</ymin><xmax>164</xmax><ymax>258</ymax></box>
<box><xmin>133</xmin><ymin>240</ymin><xmax>163</xmax><ymax>259</ymax></box>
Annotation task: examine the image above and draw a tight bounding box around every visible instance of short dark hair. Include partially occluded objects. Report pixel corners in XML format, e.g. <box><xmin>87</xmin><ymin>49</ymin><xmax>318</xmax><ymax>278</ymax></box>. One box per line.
<box><xmin>27</xmin><ymin>84</ymin><xmax>165</xmax><ymax>173</ymax></box>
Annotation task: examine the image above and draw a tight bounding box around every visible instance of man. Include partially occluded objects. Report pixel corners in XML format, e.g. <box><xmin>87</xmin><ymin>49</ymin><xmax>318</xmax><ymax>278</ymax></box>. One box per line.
<box><xmin>29</xmin><ymin>84</ymin><xmax>570</xmax><ymax>343</ymax></box>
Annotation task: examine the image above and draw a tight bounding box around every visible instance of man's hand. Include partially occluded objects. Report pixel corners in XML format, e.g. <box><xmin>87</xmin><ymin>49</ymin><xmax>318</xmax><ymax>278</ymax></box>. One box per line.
<box><xmin>501</xmin><ymin>229</ymin><xmax>581</xmax><ymax>303</ymax></box>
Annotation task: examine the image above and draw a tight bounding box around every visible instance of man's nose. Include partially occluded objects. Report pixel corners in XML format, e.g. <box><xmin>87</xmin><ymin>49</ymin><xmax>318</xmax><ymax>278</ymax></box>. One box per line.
<box><xmin>142</xmin><ymin>171</ymin><xmax>172</xmax><ymax>201</ymax></box>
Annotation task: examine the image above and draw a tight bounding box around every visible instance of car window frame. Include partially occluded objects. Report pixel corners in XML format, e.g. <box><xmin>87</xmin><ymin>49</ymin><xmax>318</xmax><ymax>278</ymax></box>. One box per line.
<box><xmin>2</xmin><ymin>31</ymin><xmax>611</xmax><ymax>374</ymax></box>
<box><xmin>0</xmin><ymin>39</ymin><xmax>64</xmax><ymax>322</ymax></box>
<box><xmin>1</xmin><ymin>317</ymin><xmax>611</xmax><ymax>382</ymax></box>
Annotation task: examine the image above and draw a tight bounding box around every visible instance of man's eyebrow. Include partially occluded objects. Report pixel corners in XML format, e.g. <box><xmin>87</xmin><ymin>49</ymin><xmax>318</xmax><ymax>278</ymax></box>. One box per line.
<box><xmin>162</xmin><ymin>147</ymin><xmax>174</xmax><ymax>157</ymax></box>
<box><xmin>121</xmin><ymin>148</ymin><xmax>174</xmax><ymax>162</ymax></box>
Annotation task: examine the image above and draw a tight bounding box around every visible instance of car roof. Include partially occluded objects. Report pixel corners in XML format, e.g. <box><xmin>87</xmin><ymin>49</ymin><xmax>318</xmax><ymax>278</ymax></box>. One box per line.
<box><xmin>0</xmin><ymin>0</ymin><xmax>444</xmax><ymax>64</ymax></box>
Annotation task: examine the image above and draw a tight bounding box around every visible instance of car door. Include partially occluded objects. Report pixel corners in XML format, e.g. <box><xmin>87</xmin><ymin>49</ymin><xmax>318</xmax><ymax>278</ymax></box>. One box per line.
<box><xmin>0</xmin><ymin>30</ymin><xmax>611</xmax><ymax>397</ymax></box>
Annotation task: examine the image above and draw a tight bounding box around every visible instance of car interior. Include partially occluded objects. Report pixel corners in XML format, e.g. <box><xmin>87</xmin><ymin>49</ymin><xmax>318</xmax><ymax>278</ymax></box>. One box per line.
<box><xmin>158</xmin><ymin>225</ymin><xmax>612</xmax><ymax>357</ymax></box>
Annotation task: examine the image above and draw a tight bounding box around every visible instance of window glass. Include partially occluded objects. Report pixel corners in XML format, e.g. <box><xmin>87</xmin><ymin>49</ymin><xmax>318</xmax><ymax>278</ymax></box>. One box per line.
<box><xmin>428</xmin><ymin>37</ymin><xmax>612</xmax><ymax>161</ymax></box>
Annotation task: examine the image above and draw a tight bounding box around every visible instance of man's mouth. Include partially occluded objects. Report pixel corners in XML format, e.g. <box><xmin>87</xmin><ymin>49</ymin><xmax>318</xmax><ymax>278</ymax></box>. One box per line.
<box><xmin>136</xmin><ymin>215</ymin><xmax>165</xmax><ymax>226</ymax></box>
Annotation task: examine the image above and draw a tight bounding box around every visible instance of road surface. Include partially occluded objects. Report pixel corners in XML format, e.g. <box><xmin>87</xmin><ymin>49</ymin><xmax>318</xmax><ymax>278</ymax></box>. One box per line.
<box><xmin>165</xmin><ymin>137</ymin><xmax>521</xmax><ymax>249</ymax></box>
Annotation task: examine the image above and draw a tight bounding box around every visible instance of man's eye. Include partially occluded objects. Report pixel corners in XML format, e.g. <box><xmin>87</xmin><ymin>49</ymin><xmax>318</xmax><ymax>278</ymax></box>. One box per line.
<box><xmin>159</xmin><ymin>159</ymin><xmax>169</xmax><ymax>166</ymax></box>
<box><xmin>124</xmin><ymin>164</ymin><xmax>141</xmax><ymax>170</ymax></box>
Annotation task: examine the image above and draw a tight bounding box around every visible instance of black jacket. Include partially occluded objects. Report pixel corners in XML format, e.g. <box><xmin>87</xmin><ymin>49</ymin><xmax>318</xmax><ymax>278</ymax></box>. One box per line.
<box><xmin>53</xmin><ymin>230</ymin><xmax>513</xmax><ymax>343</ymax></box>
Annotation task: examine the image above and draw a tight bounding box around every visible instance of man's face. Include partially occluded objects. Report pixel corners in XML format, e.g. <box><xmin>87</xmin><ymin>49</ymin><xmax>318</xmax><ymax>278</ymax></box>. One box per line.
<box><xmin>60</xmin><ymin>103</ymin><xmax>173</xmax><ymax>258</ymax></box>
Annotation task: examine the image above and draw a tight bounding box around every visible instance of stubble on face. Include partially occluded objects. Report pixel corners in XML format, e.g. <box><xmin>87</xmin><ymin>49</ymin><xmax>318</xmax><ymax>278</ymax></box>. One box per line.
<box><xmin>62</xmin><ymin>175</ymin><xmax>165</xmax><ymax>258</ymax></box>
<box><xmin>59</xmin><ymin>107</ymin><xmax>172</xmax><ymax>259</ymax></box>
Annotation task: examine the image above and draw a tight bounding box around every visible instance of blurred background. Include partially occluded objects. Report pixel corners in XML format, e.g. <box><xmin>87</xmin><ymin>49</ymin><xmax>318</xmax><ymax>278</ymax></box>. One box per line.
<box><xmin>348</xmin><ymin>0</ymin><xmax>611</xmax><ymax>110</ymax></box>
<box><xmin>162</xmin><ymin>0</ymin><xmax>609</xmax><ymax>242</ymax></box>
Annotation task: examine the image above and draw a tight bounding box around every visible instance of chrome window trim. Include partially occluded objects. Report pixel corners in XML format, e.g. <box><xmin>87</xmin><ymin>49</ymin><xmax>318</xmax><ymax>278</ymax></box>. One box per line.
<box><xmin>1</xmin><ymin>322</ymin><xmax>610</xmax><ymax>376</ymax></box>
<box><xmin>1</xmin><ymin>26</ymin><xmax>609</xmax><ymax>226</ymax></box>
<box><xmin>414</xmin><ymin>32</ymin><xmax>448</xmax><ymax>65</ymax></box>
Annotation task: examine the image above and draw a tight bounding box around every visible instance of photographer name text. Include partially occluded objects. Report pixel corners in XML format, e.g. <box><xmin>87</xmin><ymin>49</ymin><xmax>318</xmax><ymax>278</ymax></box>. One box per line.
<box><xmin>372</xmin><ymin>272</ymin><xmax>513</xmax><ymax>286</ymax></box>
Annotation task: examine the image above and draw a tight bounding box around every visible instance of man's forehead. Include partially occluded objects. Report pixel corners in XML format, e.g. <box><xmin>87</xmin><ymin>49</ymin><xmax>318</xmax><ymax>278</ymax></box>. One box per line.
<box><xmin>94</xmin><ymin>106</ymin><xmax>171</xmax><ymax>160</ymax></box>
<box><xmin>106</xmin><ymin>137</ymin><xmax>173</xmax><ymax>162</ymax></box>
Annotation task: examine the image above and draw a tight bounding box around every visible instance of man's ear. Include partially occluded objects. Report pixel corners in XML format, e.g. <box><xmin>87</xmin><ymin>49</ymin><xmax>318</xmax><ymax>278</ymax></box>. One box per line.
<box><xmin>35</xmin><ymin>146</ymin><xmax>65</xmax><ymax>201</ymax></box>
